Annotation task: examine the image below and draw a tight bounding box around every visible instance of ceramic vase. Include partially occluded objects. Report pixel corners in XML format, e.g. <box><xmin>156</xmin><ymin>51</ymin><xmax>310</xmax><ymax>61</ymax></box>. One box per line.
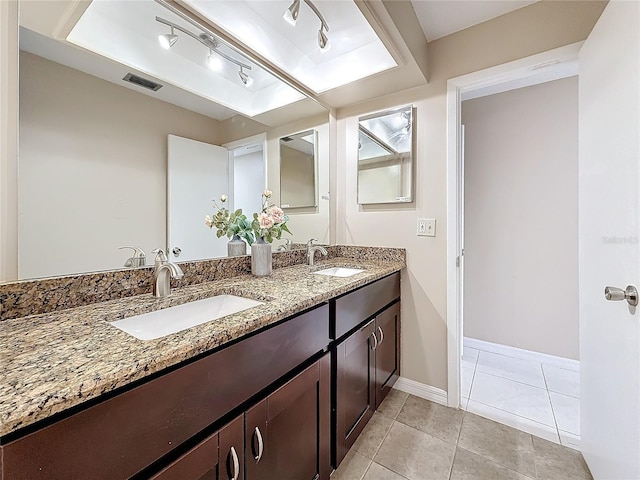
<box><xmin>251</xmin><ymin>236</ymin><xmax>272</xmax><ymax>276</ymax></box>
<box><xmin>227</xmin><ymin>235</ymin><xmax>246</xmax><ymax>257</ymax></box>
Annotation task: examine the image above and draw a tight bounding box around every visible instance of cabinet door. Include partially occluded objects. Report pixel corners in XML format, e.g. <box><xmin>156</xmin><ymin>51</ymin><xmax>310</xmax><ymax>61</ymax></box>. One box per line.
<box><xmin>375</xmin><ymin>302</ymin><xmax>400</xmax><ymax>408</ymax></box>
<box><xmin>219</xmin><ymin>415</ymin><xmax>244</xmax><ymax>480</ymax></box>
<box><xmin>335</xmin><ymin>320</ymin><xmax>376</xmax><ymax>466</ymax></box>
<box><xmin>265</xmin><ymin>355</ymin><xmax>330</xmax><ymax>480</ymax></box>
<box><xmin>245</xmin><ymin>400</ymin><xmax>268</xmax><ymax>480</ymax></box>
<box><xmin>149</xmin><ymin>433</ymin><xmax>218</xmax><ymax>480</ymax></box>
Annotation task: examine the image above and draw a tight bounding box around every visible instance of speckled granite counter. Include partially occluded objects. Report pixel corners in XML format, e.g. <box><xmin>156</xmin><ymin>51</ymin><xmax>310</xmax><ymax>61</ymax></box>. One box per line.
<box><xmin>0</xmin><ymin>254</ymin><xmax>404</xmax><ymax>438</ymax></box>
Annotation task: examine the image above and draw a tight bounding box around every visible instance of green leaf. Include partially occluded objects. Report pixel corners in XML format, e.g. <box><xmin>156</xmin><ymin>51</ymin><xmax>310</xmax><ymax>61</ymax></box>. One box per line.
<box><xmin>281</xmin><ymin>223</ymin><xmax>292</xmax><ymax>235</ymax></box>
<box><xmin>235</xmin><ymin>209</ymin><xmax>242</xmax><ymax>217</ymax></box>
<box><xmin>216</xmin><ymin>230</ymin><xmax>224</xmax><ymax>238</ymax></box>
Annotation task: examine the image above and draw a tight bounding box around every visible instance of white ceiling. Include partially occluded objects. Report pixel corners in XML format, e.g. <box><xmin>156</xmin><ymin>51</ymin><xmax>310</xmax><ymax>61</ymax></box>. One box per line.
<box><xmin>410</xmin><ymin>0</ymin><xmax>538</xmax><ymax>42</ymax></box>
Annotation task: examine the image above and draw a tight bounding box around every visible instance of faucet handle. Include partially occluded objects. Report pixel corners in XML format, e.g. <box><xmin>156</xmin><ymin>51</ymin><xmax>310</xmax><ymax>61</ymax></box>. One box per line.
<box><xmin>306</xmin><ymin>238</ymin><xmax>318</xmax><ymax>247</ymax></box>
<box><xmin>119</xmin><ymin>246</ymin><xmax>146</xmax><ymax>258</ymax></box>
<box><xmin>151</xmin><ymin>248</ymin><xmax>168</xmax><ymax>266</ymax></box>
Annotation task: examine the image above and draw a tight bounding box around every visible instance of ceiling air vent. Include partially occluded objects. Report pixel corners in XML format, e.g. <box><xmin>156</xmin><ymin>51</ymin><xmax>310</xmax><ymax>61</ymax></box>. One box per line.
<box><xmin>122</xmin><ymin>73</ymin><xmax>163</xmax><ymax>91</ymax></box>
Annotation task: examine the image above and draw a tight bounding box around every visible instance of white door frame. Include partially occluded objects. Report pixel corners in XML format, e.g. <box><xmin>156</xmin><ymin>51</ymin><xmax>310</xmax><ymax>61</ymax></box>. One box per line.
<box><xmin>223</xmin><ymin>133</ymin><xmax>268</xmax><ymax>211</ymax></box>
<box><xmin>445</xmin><ymin>42</ymin><xmax>582</xmax><ymax>408</ymax></box>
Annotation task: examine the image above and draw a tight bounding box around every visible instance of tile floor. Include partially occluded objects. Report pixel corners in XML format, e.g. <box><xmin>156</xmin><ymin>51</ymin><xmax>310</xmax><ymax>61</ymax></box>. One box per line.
<box><xmin>331</xmin><ymin>389</ymin><xmax>592</xmax><ymax>480</ymax></box>
<box><xmin>461</xmin><ymin>345</ymin><xmax>581</xmax><ymax>449</ymax></box>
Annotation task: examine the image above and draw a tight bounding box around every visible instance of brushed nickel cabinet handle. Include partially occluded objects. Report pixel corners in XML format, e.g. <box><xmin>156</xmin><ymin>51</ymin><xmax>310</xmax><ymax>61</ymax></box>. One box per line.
<box><xmin>370</xmin><ymin>331</ymin><xmax>378</xmax><ymax>350</ymax></box>
<box><xmin>254</xmin><ymin>426</ymin><xmax>264</xmax><ymax>463</ymax></box>
<box><xmin>230</xmin><ymin>446</ymin><xmax>239</xmax><ymax>480</ymax></box>
<box><xmin>377</xmin><ymin>326</ymin><xmax>384</xmax><ymax>345</ymax></box>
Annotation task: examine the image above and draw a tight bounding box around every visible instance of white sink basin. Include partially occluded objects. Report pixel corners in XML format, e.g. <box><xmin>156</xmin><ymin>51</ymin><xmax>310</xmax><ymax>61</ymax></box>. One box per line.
<box><xmin>110</xmin><ymin>295</ymin><xmax>264</xmax><ymax>340</ymax></box>
<box><xmin>312</xmin><ymin>267</ymin><xmax>365</xmax><ymax>278</ymax></box>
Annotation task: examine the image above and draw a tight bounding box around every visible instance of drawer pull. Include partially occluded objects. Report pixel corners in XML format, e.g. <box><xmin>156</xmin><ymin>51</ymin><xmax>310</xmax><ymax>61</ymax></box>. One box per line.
<box><xmin>230</xmin><ymin>446</ymin><xmax>239</xmax><ymax>480</ymax></box>
<box><xmin>370</xmin><ymin>332</ymin><xmax>378</xmax><ymax>350</ymax></box>
<box><xmin>377</xmin><ymin>326</ymin><xmax>384</xmax><ymax>345</ymax></box>
<box><xmin>254</xmin><ymin>426</ymin><xmax>264</xmax><ymax>463</ymax></box>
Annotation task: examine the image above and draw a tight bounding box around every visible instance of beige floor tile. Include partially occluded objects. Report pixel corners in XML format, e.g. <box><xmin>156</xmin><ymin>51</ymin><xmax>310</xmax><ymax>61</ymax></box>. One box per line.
<box><xmin>363</xmin><ymin>462</ymin><xmax>409</xmax><ymax>480</ymax></box>
<box><xmin>396</xmin><ymin>395</ymin><xmax>464</xmax><ymax>444</ymax></box>
<box><xmin>450</xmin><ymin>447</ymin><xmax>535</xmax><ymax>480</ymax></box>
<box><xmin>332</xmin><ymin>450</ymin><xmax>372</xmax><ymax>480</ymax></box>
<box><xmin>374</xmin><ymin>422</ymin><xmax>456</xmax><ymax>480</ymax></box>
<box><xmin>458</xmin><ymin>412</ymin><xmax>536</xmax><ymax>478</ymax></box>
<box><xmin>353</xmin><ymin>413</ymin><xmax>394</xmax><ymax>459</ymax></box>
<box><xmin>376</xmin><ymin>388</ymin><xmax>409</xmax><ymax>419</ymax></box>
<box><xmin>533</xmin><ymin>436</ymin><xmax>593</xmax><ymax>480</ymax></box>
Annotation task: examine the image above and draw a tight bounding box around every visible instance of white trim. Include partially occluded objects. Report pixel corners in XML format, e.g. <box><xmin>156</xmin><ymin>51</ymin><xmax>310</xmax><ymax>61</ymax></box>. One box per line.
<box><xmin>464</xmin><ymin>337</ymin><xmax>580</xmax><ymax>372</ymax></box>
<box><xmin>445</xmin><ymin>42</ymin><xmax>583</xmax><ymax>409</ymax></box>
<box><xmin>394</xmin><ymin>377</ymin><xmax>448</xmax><ymax>406</ymax></box>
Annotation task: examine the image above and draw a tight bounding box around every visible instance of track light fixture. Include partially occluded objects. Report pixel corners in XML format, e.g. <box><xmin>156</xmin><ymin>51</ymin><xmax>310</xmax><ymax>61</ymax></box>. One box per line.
<box><xmin>282</xmin><ymin>0</ymin><xmax>330</xmax><ymax>53</ymax></box>
<box><xmin>158</xmin><ymin>26</ymin><xmax>178</xmax><ymax>49</ymax></box>
<box><xmin>318</xmin><ymin>25</ymin><xmax>330</xmax><ymax>52</ymax></box>
<box><xmin>238</xmin><ymin>66</ymin><xmax>254</xmax><ymax>87</ymax></box>
<box><xmin>155</xmin><ymin>17</ymin><xmax>252</xmax><ymax>85</ymax></box>
<box><xmin>283</xmin><ymin>0</ymin><xmax>300</xmax><ymax>26</ymax></box>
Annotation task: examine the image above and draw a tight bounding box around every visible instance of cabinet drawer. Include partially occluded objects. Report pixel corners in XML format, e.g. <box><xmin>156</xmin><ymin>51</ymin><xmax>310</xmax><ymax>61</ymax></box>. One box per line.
<box><xmin>1</xmin><ymin>303</ymin><xmax>330</xmax><ymax>480</ymax></box>
<box><xmin>150</xmin><ymin>433</ymin><xmax>218</xmax><ymax>480</ymax></box>
<box><xmin>333</xmin><ymin>273</ymin><xmax>400</xmax><ymax>339</ymax></box>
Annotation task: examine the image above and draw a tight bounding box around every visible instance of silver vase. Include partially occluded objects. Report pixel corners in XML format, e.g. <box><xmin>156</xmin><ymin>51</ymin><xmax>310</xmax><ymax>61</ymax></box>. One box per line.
<box><xmin>227</xmin><ymin>234</ymin><xmax>246</xmax><ymax>257</ymax></box>
<box><xmin>251</xmin><ymin>236</ymin><xmax>272</xmax><ymax>276</ymax></box>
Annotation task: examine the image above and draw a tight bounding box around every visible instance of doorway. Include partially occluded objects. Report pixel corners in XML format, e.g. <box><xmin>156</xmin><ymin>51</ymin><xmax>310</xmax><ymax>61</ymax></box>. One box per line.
<box><xmin>445</xmin><ymin>42</ymin><xmax>583</xmax><ymax>444</ymax></box>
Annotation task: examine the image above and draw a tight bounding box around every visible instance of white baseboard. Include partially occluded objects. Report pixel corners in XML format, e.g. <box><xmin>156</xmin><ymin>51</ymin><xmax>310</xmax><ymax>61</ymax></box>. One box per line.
<box><xmin>464</xmin><ymin>337</ymin><xmax>580</xmax><ymax>372</ymax></box>
<box><xmin>393</xmin><ymin>377</ymin><xmax>448</xmax><ymax>406</ymax></box>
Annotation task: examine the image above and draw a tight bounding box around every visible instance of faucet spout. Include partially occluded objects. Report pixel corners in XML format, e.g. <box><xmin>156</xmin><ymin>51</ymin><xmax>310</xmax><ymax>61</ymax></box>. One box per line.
<box><xmin>306</xmin><ymin>239</ymin><xmax>328</xmax><ymax>266</ymax></box>
<box><xmin>152</xmin><ymin>248</ymin><xmax>183</xmax><ymax>298</ymax></box>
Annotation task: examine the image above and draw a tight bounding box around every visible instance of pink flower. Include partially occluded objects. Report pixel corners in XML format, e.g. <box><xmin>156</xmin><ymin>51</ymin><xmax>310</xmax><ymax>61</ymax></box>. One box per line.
<box><xmin>267</xmin><ymin>206</ymin><xmax>285</xmax><ymax>224</ymax></box>
<box><xmin>258</xmin><ymin>213</ymin><xmax>274</xmax><ymax>229</ymax></box>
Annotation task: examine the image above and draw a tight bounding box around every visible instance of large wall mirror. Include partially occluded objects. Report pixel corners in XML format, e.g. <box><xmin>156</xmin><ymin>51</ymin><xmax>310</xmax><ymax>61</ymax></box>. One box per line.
<box><xmin>357</xmin><ymin>105</ymin><xmax>414</xmax><ymax>204</ymax></box>
<box><xmin>279</xmin><ymin>130</ymin><xmax>317</xmax><ymax>209</ymax></box>
<box><xmin>9</xmin><ymin>0</ymin><xmax>330</xmax><ymax>281</ymax></box>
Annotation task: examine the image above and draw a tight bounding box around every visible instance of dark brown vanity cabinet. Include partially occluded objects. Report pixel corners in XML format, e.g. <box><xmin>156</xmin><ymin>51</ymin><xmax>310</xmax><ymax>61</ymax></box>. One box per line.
<box><xmin>246</xmin><ymin>354</ymin><xmax>331</xmax><ymax>480</ymax></box>
<box><xmin>150</xmin><ymin>354</ymin><xmax>331</xmax><ymax>480</ymax></box>
<box><xmin>334</xmin><ymin>273</ymin><xmax>401</xmax><ymax>466</ymax></box>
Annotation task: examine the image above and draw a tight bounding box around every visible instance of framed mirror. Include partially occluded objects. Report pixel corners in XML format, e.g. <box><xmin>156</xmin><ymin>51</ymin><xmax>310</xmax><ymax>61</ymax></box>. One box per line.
<box><xmin>279</xmin><ymin>130</ymin><xmax>317</xmax><ymax>209</ymax></box>
<box><xmin>357</xmin><ymin>105</ymin><xmax>414</xmax><ymax>204</ymax></box>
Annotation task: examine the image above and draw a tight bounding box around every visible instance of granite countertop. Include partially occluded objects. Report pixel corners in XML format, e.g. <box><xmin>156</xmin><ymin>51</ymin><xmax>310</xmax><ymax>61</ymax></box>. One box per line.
<box><xmin>0</xmin><ymin>257</ymin><xmax>404</xmax><ymax>438</ymax></box>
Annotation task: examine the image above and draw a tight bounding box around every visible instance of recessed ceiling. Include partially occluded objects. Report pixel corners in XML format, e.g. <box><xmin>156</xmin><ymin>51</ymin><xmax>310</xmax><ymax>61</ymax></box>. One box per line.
<box><xmin>183</xmin><ymin>0</ymin><xmax>398</xmax><ymax>94</ymax></box>
<box><xmin>410</xmin><ymin>0</ymin><xmax>538</xmax><ymax>42</ymax></box>
<box><xmin>65</xmin><ymin>0</ymin><xmax>306</xmax><ymax>117</ymax></box>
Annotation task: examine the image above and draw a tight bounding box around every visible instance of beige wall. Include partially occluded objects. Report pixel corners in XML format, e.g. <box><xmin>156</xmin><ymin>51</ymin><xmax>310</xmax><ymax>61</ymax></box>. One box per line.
<box><xmin>336</xmin><ymin>1</ymin><xmax>605</xmax><ymax>391</ymax></box>
<box><xmin>220</xmin><ymin>113</ymin><xmax>331</xmax><ymax>246</ymax></box>
<box><xmin>19</xmin><ymin>52</ymin><xmax>221</xmax><ymax>278</ymax></box>
<box><xmin>0</xmin><ymin>1</ymin><xmax>18</xmax><ymax>282</ymax></box>
<box><xmin>280</xmin><ymin>145</ymin><xmax>315</xmax><ymax>208</ymax></box>
<box><xmin>462</xmin><ymin>77</ymin><xmax>579</xmax><ymax>360</ymax></box>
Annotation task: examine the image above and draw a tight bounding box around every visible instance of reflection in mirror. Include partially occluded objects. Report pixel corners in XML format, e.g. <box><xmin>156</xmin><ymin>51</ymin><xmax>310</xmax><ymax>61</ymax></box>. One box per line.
<box><xmin>11</xmin><ymin>0</ymin><xmax>329</xmax><ymax>281</ymax></box>
<box><xmin>280</xmin><ymin>130</ymin><xmax>317</xmax><ymax>209</ymax></box>
<box><xmin>357</xmin><ymin>105</ymin><xmax>414</xmax><ymax>205</ymax></box>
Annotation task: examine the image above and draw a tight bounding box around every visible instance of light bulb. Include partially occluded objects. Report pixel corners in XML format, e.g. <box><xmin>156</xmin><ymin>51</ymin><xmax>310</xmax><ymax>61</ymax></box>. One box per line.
<box><xmin>158</xmin><ymin>32</ymin><xmax>178</xmax><ymax>50</ymax></box>
<box><xmin>207</xmin><ymin>52</ymin><xmax>223</xmax><ymax>71</ymax></box>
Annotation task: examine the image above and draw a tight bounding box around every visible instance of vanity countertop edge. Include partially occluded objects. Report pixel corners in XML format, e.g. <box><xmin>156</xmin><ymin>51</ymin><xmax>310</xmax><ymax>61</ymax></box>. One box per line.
<box><xmin>0</xmin><ymin>255</ymin><xmax>405</xmax><ymax>438</ymax></box>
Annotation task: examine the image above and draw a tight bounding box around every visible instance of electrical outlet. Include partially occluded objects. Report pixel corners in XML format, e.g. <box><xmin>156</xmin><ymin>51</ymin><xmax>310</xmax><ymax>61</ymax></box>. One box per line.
<box><xmin>417</xmin><ymin>218</ymin><xmax>436</xmax><ymax>237</ymax></box>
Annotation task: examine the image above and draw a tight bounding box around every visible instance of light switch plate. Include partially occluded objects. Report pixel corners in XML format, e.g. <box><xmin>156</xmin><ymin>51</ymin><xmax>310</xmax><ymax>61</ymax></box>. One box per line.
<box><xmin>417</xmin><ymin>218</ymin><xmax>436</xmax><ymax>237</ymax></box>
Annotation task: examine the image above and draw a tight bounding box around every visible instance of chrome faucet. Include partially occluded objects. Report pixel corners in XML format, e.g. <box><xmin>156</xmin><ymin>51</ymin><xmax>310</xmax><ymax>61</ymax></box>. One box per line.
<box><xmin>306</xmin><ymin>239</ymin><xmax>328</xmax><ymax>266</ymax></box>
<box><xmin>119</xmin><ymin>246</ymin><xmax>146</xmax><ymax>268</ymax></box>
<box><xmin>278</xmin><ymin>239</ymin><xmax>293</xmax><ymax>252</ymax></box>
<box><xmin>152</xmin><ymin>248</ymin><xmax>184</xmax><ymax>298</ymax></box>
